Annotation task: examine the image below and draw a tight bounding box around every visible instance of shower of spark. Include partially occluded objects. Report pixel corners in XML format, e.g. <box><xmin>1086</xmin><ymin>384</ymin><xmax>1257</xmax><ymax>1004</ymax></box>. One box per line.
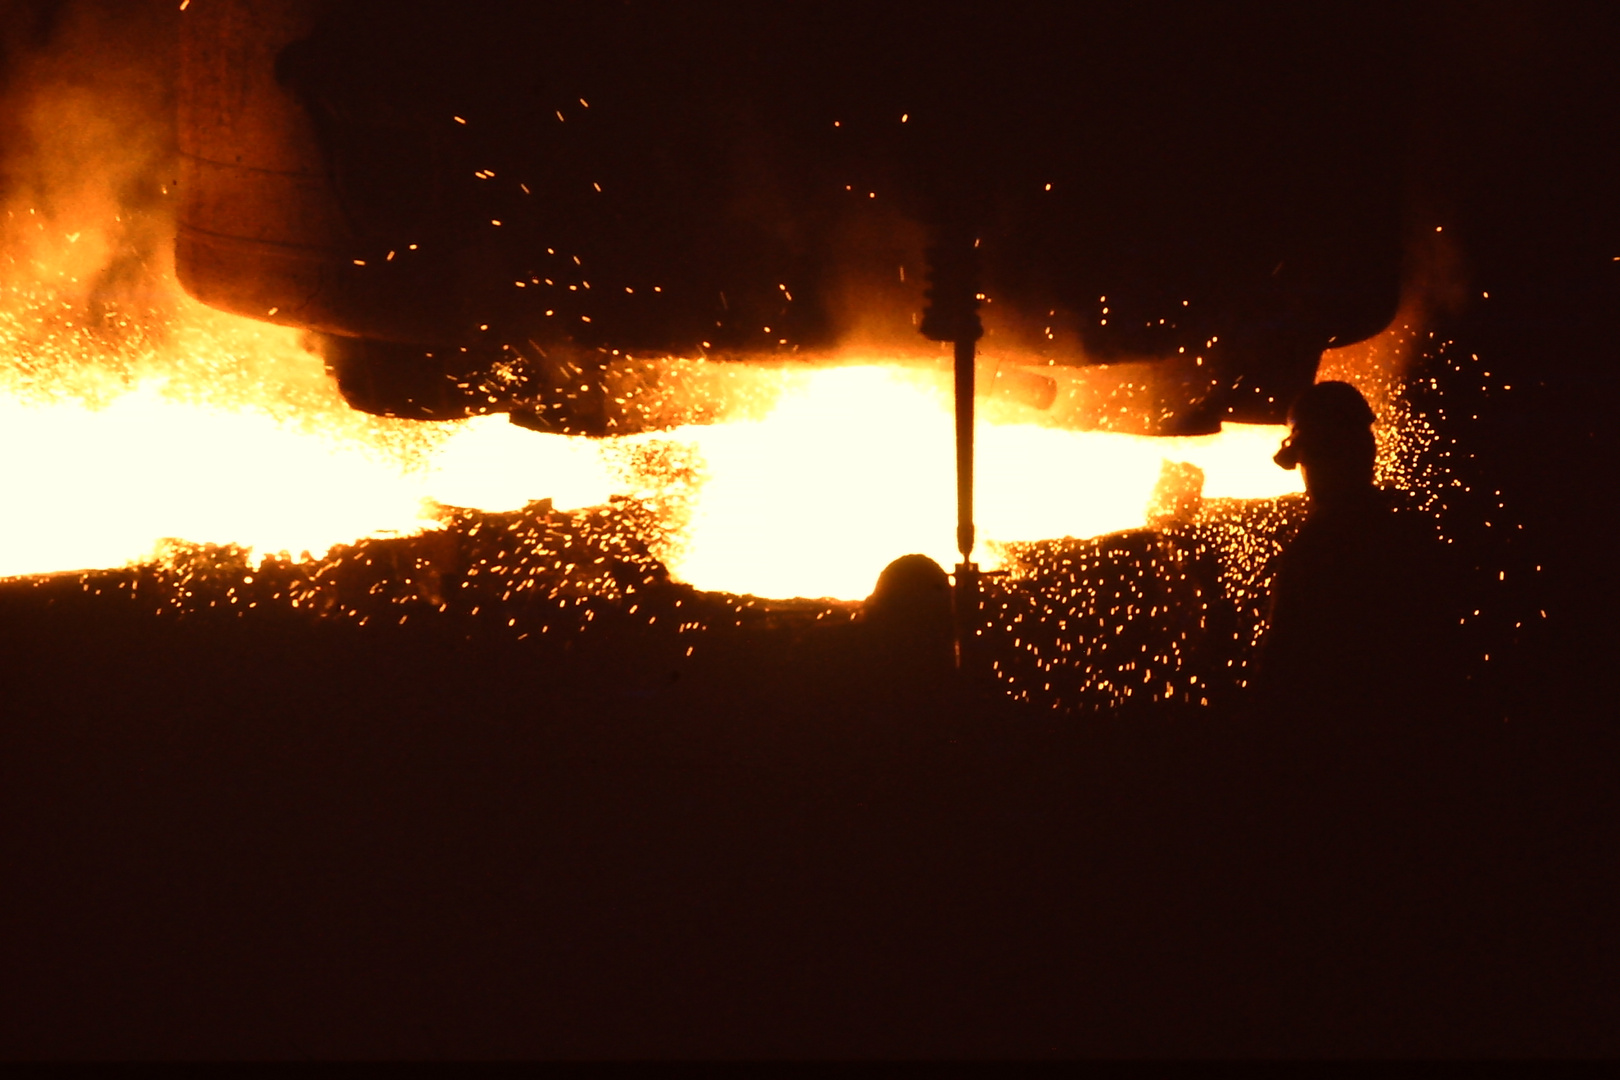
<box><xmin>2</xmin><ymin>219</ymin><xmax>1524</xmax><ymax>715</ymax></box>
<box><xmin>975</xmin><ymin>305</ymin><xmax>1530</xmax><ymax>713</ymax></box>
<box><xmin>0</xmin><ymin>10</ymin><xmax>1528</xmax><ymax>718</ymax></box>
<box><xmin>1</xmin><ymin>221</ymin><xmax>1303</xmax><ymax>597</ymax></box>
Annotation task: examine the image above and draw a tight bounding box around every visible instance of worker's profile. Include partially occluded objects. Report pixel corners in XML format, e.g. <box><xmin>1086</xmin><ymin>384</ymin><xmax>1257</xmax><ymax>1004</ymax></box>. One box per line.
<box><xmin>1270</xmin><ymin>379</ymin><xmax>1377</xmax><ymax>483</ymax></box>
<box><xmin>1256</xmin><ymin>381</ymin><xmax>1460</xmax><ymax>719</ymax></box>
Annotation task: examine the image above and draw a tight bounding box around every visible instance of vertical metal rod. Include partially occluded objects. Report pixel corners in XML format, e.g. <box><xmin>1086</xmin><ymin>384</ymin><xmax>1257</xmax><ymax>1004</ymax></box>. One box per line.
<box><xmin>920</xmin><ymin>226</ymin><xmax>983</xmax><ymax>674</ymax></box>
<box><xmin>954</xmin><ymin>337</ymin><xmax>975</xmax><ymax>564</ymax></box>
<box><xmin>953</xmin><ymin>335</ymin><xmax>979</xmax><ymax>672</ymax></box>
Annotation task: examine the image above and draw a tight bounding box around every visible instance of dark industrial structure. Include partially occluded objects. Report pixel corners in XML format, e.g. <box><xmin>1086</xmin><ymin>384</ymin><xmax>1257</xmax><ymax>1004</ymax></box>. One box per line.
<box><xmin>177</xmin><ymin>0</ymin><xmax>1413</xmax><ymax>433</ymax></box>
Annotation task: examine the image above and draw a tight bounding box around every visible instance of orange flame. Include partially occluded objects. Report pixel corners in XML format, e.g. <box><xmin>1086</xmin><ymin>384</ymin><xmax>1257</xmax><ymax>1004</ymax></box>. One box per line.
<box><xmin>1</xmin><ymin>266</ymin><xmax>1302</xmax><ymax>597</ymax></box>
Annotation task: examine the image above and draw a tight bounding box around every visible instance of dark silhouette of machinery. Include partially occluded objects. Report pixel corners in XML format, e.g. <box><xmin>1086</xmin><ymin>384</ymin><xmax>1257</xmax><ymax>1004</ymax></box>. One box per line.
<box><xmin>176</xmin><ymin>0</ymin><xmax>1413</xmax><ymax>434</ymax></box>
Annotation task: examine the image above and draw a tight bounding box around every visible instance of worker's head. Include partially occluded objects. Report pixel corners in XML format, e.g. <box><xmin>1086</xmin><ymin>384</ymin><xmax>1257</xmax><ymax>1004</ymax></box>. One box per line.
<box><xmin>865</xmin><ymin>554</ymin><xmax>952</xmax><ymax>628</ymax></box>
<box><xmin>1274</xmin><ymin>380</ymin><xmax>1377</xmax><ymax>507</ymax></box>
<box><xmin>862</xmin><ymin>553</ymin><xmax>955</xmax><ymax>678</ymax></box>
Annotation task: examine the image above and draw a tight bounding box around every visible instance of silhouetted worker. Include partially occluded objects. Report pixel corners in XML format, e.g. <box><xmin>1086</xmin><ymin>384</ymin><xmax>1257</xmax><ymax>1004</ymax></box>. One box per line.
<box><xmin>1256</xmin><ymin>381</ymin><xmax>1461</xmax><ymax>724</ymax></box>
<box><xmin>1253</xmin><ymin>382</ymin><xmax>1475</xmax><ymax>970</ymax></box>
<box><xmin>859</xmin><ymin>554</ymin><xmax>956</xmax><ymax>684</ymax></box>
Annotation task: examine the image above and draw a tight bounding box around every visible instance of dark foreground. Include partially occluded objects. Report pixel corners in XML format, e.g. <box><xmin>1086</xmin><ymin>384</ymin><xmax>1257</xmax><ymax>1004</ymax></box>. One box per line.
<box><xmin>1</xmin><ymin>579</ymin><xmax>1614</xmax><ymax>1060</ymax></box>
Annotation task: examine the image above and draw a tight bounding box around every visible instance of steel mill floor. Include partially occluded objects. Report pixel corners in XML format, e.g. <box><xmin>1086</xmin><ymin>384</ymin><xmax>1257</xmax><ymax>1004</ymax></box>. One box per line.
<box><xmin>0</xmin><ymin>549</ymin><xmax>1614</xmax><ymax>1059</ymax></box>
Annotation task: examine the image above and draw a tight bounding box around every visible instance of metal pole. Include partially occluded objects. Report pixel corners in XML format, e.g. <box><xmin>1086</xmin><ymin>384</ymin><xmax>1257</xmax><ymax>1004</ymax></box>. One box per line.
<box><xmin>954</xmin><ymin>336</ymin><xmax>975</xmax><ymax>565</ymax></box>
<box><xmin>952</xmin><ymin>334</ymin><xmax>980</xmax><ymax>673</ymax></box>
<box><xmin>920</xmin><ymin>229</ymin><xmax>982</xmax><ymax>673</ymax></box>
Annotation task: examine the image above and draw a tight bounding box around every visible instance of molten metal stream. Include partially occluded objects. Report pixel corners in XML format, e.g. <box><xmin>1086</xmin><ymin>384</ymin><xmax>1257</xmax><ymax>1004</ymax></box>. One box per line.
<box><xmin>0</xmin><ymin>285</ymin><xmax>1302</xmax><ymax>597</ymax></box>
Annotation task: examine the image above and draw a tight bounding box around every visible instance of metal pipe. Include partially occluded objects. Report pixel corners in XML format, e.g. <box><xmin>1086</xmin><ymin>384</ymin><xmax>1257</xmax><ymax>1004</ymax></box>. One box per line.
<box><xmin>919</xmin><ymin>229</ymin><xmax>983</xmax><ymax>673</ymax></box>
<box><xmin>953</xmin><ymin>335</ymin><xmax>980</xmax><ymax>673</ymax></box>
<box><xmin>954</xmin><ymin>336</ymin><xmax>976</xmax><ymax>565</ymax></box>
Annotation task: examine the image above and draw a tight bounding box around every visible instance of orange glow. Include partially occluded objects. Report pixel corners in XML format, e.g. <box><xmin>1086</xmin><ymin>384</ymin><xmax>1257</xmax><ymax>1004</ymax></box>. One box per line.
<box><xmin>0</xmin><ymin>296</ymin><xmax>623</xmax><ymax>580</ymax></box>
<box><xmin>1</xmin><ymin>265</ymin><xmax>1300</xmax><ymax>596</ymax></box>
<box><xmin>651</xmin><ymin>364</ymin><xmax>1299</xmax><ymax>599</ymax></box>
<box><xmin>0</xmin><ymin>68</ymin><xmax>1303</xmax><ymax>603</ymax></box>
<box><xmin>1</xmin><ymin>208</ymin><xmax>1304</xmax><ymax>596</ymax></box>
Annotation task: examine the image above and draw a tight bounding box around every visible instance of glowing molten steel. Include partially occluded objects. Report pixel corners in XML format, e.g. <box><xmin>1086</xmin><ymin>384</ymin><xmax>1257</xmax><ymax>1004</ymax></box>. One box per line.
<box><xmin>0</xmin><ymin>16</ymin><xmax>1307</xmax><ymax>603</ymax></box>
<box><xmin>0</xmin><ymin>1</ymin><xmax>1516</xmax><ymax>726</ymax></box>
<box><xmin>659</xmin><ymin>365</ymin><xmax>1299</xmax><ymax>599</ymax></box>
<box><xmin>0</xmin><ymin>279</ymin><xmax>1299</xmax><ymax>597</ymax></box>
